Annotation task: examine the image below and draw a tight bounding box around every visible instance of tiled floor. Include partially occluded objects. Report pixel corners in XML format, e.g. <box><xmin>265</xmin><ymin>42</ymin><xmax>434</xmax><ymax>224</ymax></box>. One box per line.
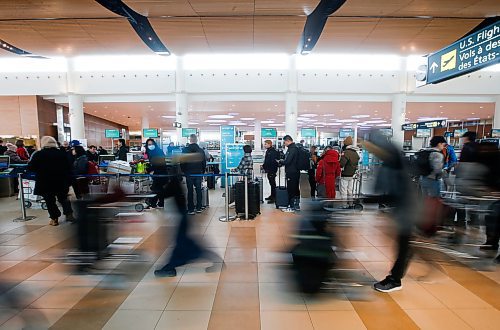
<box><xmin>0</xmin><ymin>188</ymin><xmax>499</xmax><ymax>330</ymax></box>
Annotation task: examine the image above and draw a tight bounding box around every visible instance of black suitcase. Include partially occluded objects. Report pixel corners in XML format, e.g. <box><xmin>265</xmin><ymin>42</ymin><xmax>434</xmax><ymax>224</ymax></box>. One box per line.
<box><xmin>275</xmin><ymin>167</ymin><xmax>289</xmax><ymax>209</ymax></box>
<box><xmin>235</xmin><ymin>180</ymin><xmax>260</xmax><ymax>217</ymax></box>
<box><xmin>207</xmin><ymin>175</ymin><xmax>216</xmax><ymax>190</ymax></box>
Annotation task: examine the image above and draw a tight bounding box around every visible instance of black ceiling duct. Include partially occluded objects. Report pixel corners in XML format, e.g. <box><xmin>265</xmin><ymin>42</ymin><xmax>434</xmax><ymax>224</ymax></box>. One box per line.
<box><xmin>0</xmin><ymin>39</ymin><xmax>47</xmax><ymax>58</ymax></box>
<box><xmin>298</xmin><ymin>0</ymin><xmax>348</xmax><ymax>55</ymax></box>
<box><xmin>95</xmin><ymin>0</ymin><xmax>171</xmax><ymax>55</ymax></box>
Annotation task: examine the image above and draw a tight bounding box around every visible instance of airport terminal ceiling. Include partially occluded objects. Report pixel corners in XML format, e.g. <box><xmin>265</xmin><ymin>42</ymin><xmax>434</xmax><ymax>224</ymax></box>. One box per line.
<box><xmin>0</xmin><ymin>0</ymin><xmax>499</xmax><ymax>55</ymax></box>
<box><xmin>79</xmin><ymin>101</ymin><xmax>495</xmax><ymax>130</ymax></box>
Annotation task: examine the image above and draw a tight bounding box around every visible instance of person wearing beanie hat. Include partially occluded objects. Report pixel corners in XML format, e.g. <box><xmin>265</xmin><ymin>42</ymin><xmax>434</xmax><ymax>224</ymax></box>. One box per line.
<box><xmin>28</xmin><ymin>136</ymin><xmax>74</xmax><ymax>226</ymax></box>
<box><xmin>4</xmin><ymin>143</ymin><xmax>28</xmax><ymax>164</ymax></box>
<box><xmin>41</xmin><ymin>136</ymin><xmax>58</xmax><ymax>149</ymax></box>
<box><xmin>339</xmin><ymin>136</ymin><xmax>360</xmax><ymax>208</ymax></box>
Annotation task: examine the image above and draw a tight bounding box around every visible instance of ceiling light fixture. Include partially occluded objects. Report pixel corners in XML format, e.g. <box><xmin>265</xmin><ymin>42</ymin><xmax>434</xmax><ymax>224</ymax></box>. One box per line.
<box><xmin>208</xmin><ymin>115</ymin><xmax>234</xmax><ymax>119</ymax></box>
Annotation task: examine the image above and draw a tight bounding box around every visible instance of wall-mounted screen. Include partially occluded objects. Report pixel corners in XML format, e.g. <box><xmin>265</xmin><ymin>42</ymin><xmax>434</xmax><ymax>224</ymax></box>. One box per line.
<box><xmin>261</xmin><ymin>128</ymin><xmax>277</xmax><ymax>138</ymax></box>
<box><xmin>301</xmin><ymin>128</ymin><xmax>317</xmax><ymax>138</ymax></box>
<box><xmin>182</xmin><ymin>128</ymin><xmax>198</xmax><ymax>137</ymax></box>
<box><xmin>105</xmin><ymin>129</ymin><xmax>120</xmax><ymax>138</ymax></box>
<box><xmin>416</xmin><ymin>128</ymin><xmax>431</xmax><ymax>138</ymax></box>
<box><xmin>143</xmin><ymin>128</ymin><xmax>159</xmax><ymax>138</ymax></box>
<box><xmin>339</xmin><ymin>128</ymin><xmax>354</xmax><ymax>138</ymax></box>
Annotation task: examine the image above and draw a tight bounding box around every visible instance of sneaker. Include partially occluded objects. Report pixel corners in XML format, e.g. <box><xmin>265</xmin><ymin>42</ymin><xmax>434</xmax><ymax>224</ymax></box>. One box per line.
<box><xmin>196</xmin><ymin>209</ymin><xmax>202</xmax><ymax>213</ymax></box>
<box><xmin>281</xmin><ymin>208</ymin><xmax>295</xmax><ymax>213</ymax></box>
<box><xmin>187</xmin><ymin>211</ymin><xmax>195</xmax><ymax>215</ymax></box>
<box><xmin>154</xmin><ymin>268</ymin><xmax>177</xmax><ymax>277</ymax></box>
<box><xmin>49</xmin><ymin>218</ymin><xmax>59</xmax><ymax>226</ymax></box>
<box><xmin>373</xmin><ymin>276</ymin><xmax>402</xmax><ymax>293</ymax></box>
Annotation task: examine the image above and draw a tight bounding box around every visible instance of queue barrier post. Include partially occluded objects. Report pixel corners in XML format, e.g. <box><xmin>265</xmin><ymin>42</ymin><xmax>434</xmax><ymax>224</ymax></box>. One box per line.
<box><xmin>13</xmin><ymin>173</ymin><xmax>36</xmax><ymax>222</ymax></box>
<box><xmin>244</xmin><ymin>174</ymin><xmax>249</xmax><ymax>220</ymax></box>
<box><xmin>219</xmin><ymin>172</ymin><xmax>235</xmax><ymax>222</ymax></box>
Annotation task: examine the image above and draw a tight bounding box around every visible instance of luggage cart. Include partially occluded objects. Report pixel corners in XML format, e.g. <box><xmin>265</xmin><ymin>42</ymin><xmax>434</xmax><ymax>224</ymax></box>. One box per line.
<box><xmin>19</xmin><ymin>179</ymin><xmax>47</xmax><ymax>210</ymax></box>
<box><xmin>320</xmin><ymin>172</ymin><xmax>364</xmax><ymax>212</ymax></box>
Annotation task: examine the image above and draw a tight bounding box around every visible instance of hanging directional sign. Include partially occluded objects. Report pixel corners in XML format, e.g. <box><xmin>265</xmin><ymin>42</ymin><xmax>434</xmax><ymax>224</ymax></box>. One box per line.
<box><xmin>402</xmin><ymin>120</ymin><xmax>447</xmax><ymax>131</ymax></box>
<box><xmin>425</xmin><ymin>19</ymin><xmax>500</xmax><ymax>84</ymax></box>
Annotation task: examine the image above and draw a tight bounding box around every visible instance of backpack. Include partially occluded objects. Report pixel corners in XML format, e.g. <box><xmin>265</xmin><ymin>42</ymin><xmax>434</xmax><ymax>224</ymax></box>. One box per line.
<box><xmin>87</xmin><ymin>161</ymin><xmax>99</xmax><ymax>175</ymax></box>
<box><xmin>413</xmin><ymin>149</ymin><xmax>437</xmax><ymax>177</ymax></box>
<box><xmin>297</xmin><ymin>147</ymin><xmax>311</xmax><ymax>171</ymax></box>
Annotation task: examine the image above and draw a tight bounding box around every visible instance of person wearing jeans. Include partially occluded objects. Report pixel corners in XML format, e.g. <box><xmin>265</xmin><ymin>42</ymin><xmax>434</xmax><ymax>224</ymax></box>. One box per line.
<box><xmin>186</xmin><ymin>175</ymin><xmax>203</xmax><ymax>214</ymax></box>
<box><xmin>262</xmin><ymin>140</ymin><xmax>279</xmax><ymax>203</ymax></box>
<box><xmin>181</xmin><ymin>134</ymin><xmax>206</xmax><ymax>215</ymax></box>
<box><xmin>339</xmin><ymin>136</ymin><xmax>359</xmax><ymax>207</ymax></box>
<box><xmin>279</xmin><ymin>135</ymin><xmax>300</xmax><ymax>212</ymax></box>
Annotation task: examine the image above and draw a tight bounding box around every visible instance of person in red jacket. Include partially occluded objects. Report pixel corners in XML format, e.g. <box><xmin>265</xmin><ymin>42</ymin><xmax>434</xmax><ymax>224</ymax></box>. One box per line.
<box><xmin>315</xmin><ymin>147</ymin><xmax>341</xmax><ymax>198</ymax></box>
<box><xmin>15</xmin><ymin>140</ymin><xmax>29</xmax><ymax>161</ymax></box>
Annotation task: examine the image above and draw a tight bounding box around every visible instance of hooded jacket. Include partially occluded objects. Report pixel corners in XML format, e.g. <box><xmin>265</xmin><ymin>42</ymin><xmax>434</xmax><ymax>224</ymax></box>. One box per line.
<box><xmin>340</xmin><ymin>146</ymin><xmax>360</xmax><ymax>177</ymax></box>
<box><xmin>283</xmin><ymin>142</ymin><xmax>299</xmax><ymax>175</ymax></box>
<box><xmin>316</xmin><ymin>149</ymin><xmax>341</xmax><ymax>198</ymax></box>
<box><xmin>181</xmin><ymin>143</ymin><xmax>206</xmax><ymax>174</ymax></box>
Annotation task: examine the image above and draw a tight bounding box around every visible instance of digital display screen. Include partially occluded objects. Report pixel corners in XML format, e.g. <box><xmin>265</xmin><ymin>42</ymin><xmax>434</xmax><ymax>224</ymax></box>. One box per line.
<box><xmin>0</xmin><ymin>156</ymin><xmax>9</xmax><ymax>169</ymax></box>
<box><xmin>182</xmin><ymin>128</ymin><xmax>198</xmax><ymax>137</ymax></box>
<box><xmin>261</xmin><ymin>128</ymin><xmax>277</xmax><ymax>138</ymax></box>
<box><xmin>143</xmin><ymin>128</ymin><xmax>159</xmax><ymax>138</ymax></box>
<box><xmin>301</xmin><ymin>128</ymin><xmax>317</xmax><ymax>138</ymax></box>
<box><xmin>416</xmin><ymin>128</ymin><xmax>431</xmax><ymax>138</ymax></box>
<box><xmin>105</xmin><ymin>129</ymin><xmax>120</xmax><ymax>138</ymax></box>
<box><xmin>339</xmin><ymin>129</ymin><xmax>354</xmax><ymax>138</ymax></box>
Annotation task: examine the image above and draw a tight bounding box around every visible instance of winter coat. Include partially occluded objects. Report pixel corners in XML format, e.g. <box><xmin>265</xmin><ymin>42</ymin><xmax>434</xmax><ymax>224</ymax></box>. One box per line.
<box><xmin>73</xmin><ymin>155</ymin><xmax>89</xmax><ymax>175</ymax></box>
<box><xmin>16</xmin><ymin>147</ymin><xmax>29</xmax><ymax>161</ymax></box>
<box><xmin>316</xmin><ymin>149</ymin><xmax>341</xmax><ymax>198</ymax></box>
<box><xmin>181</xmin><ymin>143</ymin><xmax>206</xmax><ymax>175</ymax></box>
<box><xmin>116</xmin><ymin>145</ymin><xmax>129</xmax><ymax>161</ymax></box>
<box><xmin>263</xmin><ymin>147</ymin><xmax>279</xmax><ymax>174</ymax></box>
<box><xmin>236</xmin><ymin>153</ymin><xmax>253</xmax><ymax>176</ymax></box>
<box><xmin>283</xmin><ymin>143</ymin><xmax>299</xmax><ymax>175</ymax></box>
<box><xmin>86</xmin><ymin>151</ymin><xmax>99</xmax><ymax>163</ymax></box>
<box><xmin>4</xmin><ymin>149</ymin><xmax>28</xmax><ymax>164</ymax></box>
<box><xmin>340</xmin><ymin>146</ymin><xmax>360</xmax><ymax>177</ymax></box>
<box><xmin>27</xmin><ymin>147</ymin><xmax>72</xmax><ymax>196</ymax></box>
<box><xmin>146</xmin><ymin>143</ymin><xmax>169</xmax><ymax>193</ymax></box>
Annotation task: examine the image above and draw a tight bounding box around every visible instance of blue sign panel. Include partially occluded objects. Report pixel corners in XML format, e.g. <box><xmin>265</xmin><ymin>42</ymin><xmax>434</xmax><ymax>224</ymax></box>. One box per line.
<box><xmin>105</xmin><ymin>129</ymin><xmax>120</xmax><ymax>138</ymax></box>
<box><xmin>427</xmin><ymin>20</ymin><xmax>500</xmax><ymax>84</ymax></box>
<box><xmin>225</xmin><ymin>144</ymin><xmax>245</xmax><ymax>170</ymax></box>
<box><xmin>301</xmin><ymin>128</ymin><xmax>317</xmax><ymax>138</ymax></box>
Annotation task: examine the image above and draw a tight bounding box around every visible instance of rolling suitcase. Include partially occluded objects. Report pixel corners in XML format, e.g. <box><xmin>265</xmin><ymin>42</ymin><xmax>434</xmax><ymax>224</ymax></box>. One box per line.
<box><xmin>275</xmin><ymin>167</ymin><xmax>289</xmax><ymax>209</ymax></box>
<box><xmin>207</xmin><ymin>175</ymin><xmax>216</xmax><ymax>190</ymax></box>
<box><xmin>235</xmin><ymin>180</ymin><xmax>260</xmax><ymax>218</ymax></box>
<box><xmin>256</xmin><ymin>176</ymin><xmax>264</xmax><ymax>203</ymax></box>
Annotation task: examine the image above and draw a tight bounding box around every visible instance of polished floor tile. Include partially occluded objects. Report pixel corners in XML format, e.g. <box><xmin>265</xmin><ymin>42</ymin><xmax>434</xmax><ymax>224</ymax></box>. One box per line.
<box><xmin>156</xmin><ymin>311</ymin><xmax>211</xmax><ymax>330</ymax></box>
<box><xmin>119</xmin><ymin>282</ymin><xmax>176</xmax><ymax>311</ymax></box>
<box><xmin>260</xmin><ymin>311</ymin><xmax>313</xmax><ymax>330</ymax></box>
<box><xmin>103</xmin><ymin>310</ymin><xmax>162</xmax><ymax>330</ymax></box>
<box><xmin>309</xmin><ymin>310</ymin><xmax>367</xmax><ymax>330</ymax></box>
<box><xmin>165</xmin><ymin>283</ymin><xmax>218</xmax><ymax>311</ymax></box>
<box><xmin>212</xmin><ymin>283</ymin><xmax>260</xmax><ymax>311</ymax></box>
<box><xmin>208</xmin><ymin>311</ymin><xmax>260</xmax><ymax>330</ymax></box>
<box><xmin>405</xmin><ymin>308</ymin><xmax>472</xmax><ymax>330</ymax></box>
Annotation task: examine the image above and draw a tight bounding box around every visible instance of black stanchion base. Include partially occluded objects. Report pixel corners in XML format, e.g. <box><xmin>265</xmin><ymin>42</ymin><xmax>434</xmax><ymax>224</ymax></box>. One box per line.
<box><xmin>13</xmin><ymin>216</ymin><xmax>36</xmax><ymax>222</ymax></box>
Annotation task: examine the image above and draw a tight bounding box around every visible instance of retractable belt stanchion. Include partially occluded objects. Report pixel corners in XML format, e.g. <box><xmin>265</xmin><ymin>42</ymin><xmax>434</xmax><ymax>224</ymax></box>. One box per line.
<box><xmin>13</xmin><ymin>173</ymin><xmax>36</xmax><ymax>222</ymax></box>
<box><xmin>219</xmin><ymin>172</ymin><xmax>235</xmax><ymax>222</ymax></box>
<box><xmin>244</xmin><ymin>174</ymin><xmax>249</xmax><ymax>220</ymax></box>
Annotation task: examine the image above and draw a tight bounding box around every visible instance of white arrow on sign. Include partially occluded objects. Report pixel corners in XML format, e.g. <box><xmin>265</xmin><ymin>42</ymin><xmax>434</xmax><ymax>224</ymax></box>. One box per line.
<box><xmin>430</xmin><ymin>62</ymin><xmax>439</xmax><ymax>74</ymax></box>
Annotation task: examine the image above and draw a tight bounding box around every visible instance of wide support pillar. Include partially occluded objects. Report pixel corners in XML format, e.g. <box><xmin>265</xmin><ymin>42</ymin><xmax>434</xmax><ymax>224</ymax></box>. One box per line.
<box><xmin>68</xmin><ymin>94</ymin><xmax>85</xmax><ymax>140</ymax></box>
<box><xmin>494</xmin><ymin>95</ymin><xmax>500</xmax><ymax>130</ymax></box>
<box><xmin>391</xmin><ymin>93</ymin><xmax>406</xmax><ymax>148</ymax></box>
<box><xmin>254</xmin><ymin>120</ymin><xmax>262</xmax><ymax>151</ymax></box>
<box><xmin>285</xmin><ymin>93</ymin><xmax>298</xmax><ymax>141</ymax></box>
<box><xmin>352</xmin><ymin>123</ymin><xmax>358</xmax><ymax>147</ymax></box>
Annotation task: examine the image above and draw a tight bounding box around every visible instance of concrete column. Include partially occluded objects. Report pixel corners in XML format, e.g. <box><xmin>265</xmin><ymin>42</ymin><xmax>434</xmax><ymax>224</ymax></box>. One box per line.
<box><xmin>494</xmin><ymin>95</ymin><xmax>500</xmax><ymax>129</ymax></box>
<box><xmin>141</xmin><ymin>116</ymin><xmax>149</xmax><ymax>143</ymax></box>
<box><xmin>56</xmin><ymin>104</ymin><xmax>65</xmax><ymax>143</ymax></box>
<box><xmin>68</xmin><ymin>94</ymin><xmax>85</xmax><ymax>140</ymax></box>
<box><xmin>352</xmin><ymin>123</ymin><xmax>358</xmax><ymax>147</ymax></box>
<box><xmin>285</xmin><ymin>93</ymin><xmax>298</xmax><ymax>141</ymax></box>
<box><xmin>176</xmin><ymin>93</ymin><xmax>189</xmax><ymax>145</ymax></box>
<box><xmin>391</xmin><ymin>93</ymin><xmax>407</xmax><ymax>148</ymax></box>
<box><xmin>254</xmin><ymin>120</ymin><xmax>262</xmax><ymax>151</ymax></box>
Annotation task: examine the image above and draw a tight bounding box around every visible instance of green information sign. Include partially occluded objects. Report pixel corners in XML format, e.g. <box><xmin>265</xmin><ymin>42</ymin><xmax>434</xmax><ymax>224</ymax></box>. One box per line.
<box><xmin>261</xmin><ymin>128</ymin><xmax>277</xmax><ymax>138</ymax></box>
<box><xmin>426</xmin><ymin>19</ymin><xmax>500</xmax><ymax>84</ymax></box>
<box><xmin>301</xmin><ymin>128</ymin><xmax>317</xmax><ymax>138</ymax></box>
<box><xmin>143</xmin><ymin>128</ymin><xmax>159</xmax><ymax>138</ymax></box>
<box><xmin>105</xmin><ymin>129</ymin><xmax>120</xmax><ymax>139</ymax></box>
<box><xmin>182</xmin><ymin>128</ymin><xmax>198</xmax><ymax>137</ymax></box>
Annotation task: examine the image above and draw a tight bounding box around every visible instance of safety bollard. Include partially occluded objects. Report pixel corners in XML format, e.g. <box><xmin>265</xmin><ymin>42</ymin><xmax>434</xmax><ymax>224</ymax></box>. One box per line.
<box><xmin>244</xmin><ymin>174</ymin><xmax>249</xmax><ymax>220</ymax></box>
<box><xmin>13</xmin><ymin>173</ymin><xmax>36</xmax><ymax>222</ymax></box>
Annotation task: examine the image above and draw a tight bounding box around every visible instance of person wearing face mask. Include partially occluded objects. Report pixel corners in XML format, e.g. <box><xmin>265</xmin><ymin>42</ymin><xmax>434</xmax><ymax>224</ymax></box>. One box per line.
<box><xmin>145</xmin><ymin>139</ymin><xmax>168</xmax><ymax>208</ymax></box>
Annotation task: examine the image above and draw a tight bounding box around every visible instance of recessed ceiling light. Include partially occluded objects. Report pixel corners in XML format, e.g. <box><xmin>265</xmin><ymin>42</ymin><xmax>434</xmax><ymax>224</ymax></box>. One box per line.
<box><xmin>300</xmin><ymin>114</ymin><xmax>318</xmax><ymax>118</ymax></box>
<box><xmin>471</xmin><ymin>112</ymin><xmax>475</xmax><ymax>115</ymax></box>
<box><xmin>162</xmin><ymin>115</ymin><xmax>176</xmax><ymax>119</ymax></box>
<box><xmin>209</xmin><ymin>115</ymin><xmax>234</xmax><ymax>119</ymax></box>
<box><xmin>241</xmin><ymin>118</ymin><xmax>256</xmax><ymax>121</ymax></box>
<box><xmin>439</xmin><ymin>105</ymin><xmax>443</xmax><ymax>108</ymax></box>
<box><xmin>352</xmin><ymin>115</ymin><xmax>370</xmax><ymax>119</ymax></box>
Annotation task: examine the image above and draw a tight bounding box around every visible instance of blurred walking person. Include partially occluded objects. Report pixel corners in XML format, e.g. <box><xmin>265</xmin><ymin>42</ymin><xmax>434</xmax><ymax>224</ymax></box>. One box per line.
<box><xmin>28</xmin><ymin>136</ymin><xmax>74</xmax><ymax>226</ymax></box>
